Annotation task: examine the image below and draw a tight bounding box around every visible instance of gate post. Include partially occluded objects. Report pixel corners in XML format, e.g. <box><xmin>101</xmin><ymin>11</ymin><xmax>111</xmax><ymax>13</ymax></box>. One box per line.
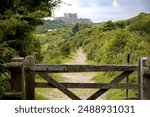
<box><xmin>11</xmin><ymin>57</ymin><xmax>24</xmax><ymax>93</ymax></box>
<box><xmin>24</xmin><ymin>56</ymin><xmax>35</xmax><ymax>100</ymax></box>
<box><xmin>139</xmin><ymin>57</ymin><xmax>150</xmax><ymax>100</ymax></box>
<box><xmin>4</xmin><ymin>57</ymin><xmax>24</xmax><ymax>99</ymax></box>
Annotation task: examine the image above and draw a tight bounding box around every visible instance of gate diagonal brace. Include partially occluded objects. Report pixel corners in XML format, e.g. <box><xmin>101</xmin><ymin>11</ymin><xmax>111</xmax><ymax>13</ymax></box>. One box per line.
<box><xmin>37</xmin><ymin>73</ymin><xmax>81</xmax><ymax>100</ymax></box>
<box><xmin>87</xmin><ymin>71</ymin><xmax>133</xmax><ymax>100</ymax></box>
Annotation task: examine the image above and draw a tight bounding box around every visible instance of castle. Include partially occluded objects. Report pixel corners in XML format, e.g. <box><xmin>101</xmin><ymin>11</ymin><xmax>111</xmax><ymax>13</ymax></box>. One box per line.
<box><xmin>54</xmin><ymin>13</ymin><xmax>92</xmax><ymax>25</ymax></box>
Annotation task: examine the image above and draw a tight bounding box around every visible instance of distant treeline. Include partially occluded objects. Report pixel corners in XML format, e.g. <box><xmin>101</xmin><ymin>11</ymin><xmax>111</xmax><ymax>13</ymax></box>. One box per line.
<box><xmin>36</xmin><ymin>20</ymin><xmax>67</xmax><ymax>33</ymax></box>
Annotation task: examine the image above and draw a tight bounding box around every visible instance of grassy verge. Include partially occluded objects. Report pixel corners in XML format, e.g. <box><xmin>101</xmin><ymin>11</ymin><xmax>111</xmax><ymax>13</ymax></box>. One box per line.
<box><xmin>86</xmin><ymin>59</ymin><xmax>138</xmax><ymax>100</ymax></box>
<box><xmin>34</xmin><ymin>49</ymin><xmax>77</xmax><ymax>100</ymax></box>
<box><xmin>93</xmin><ymin>71</ymin><xmax>137</xmax><ymax>100</ymax></box>
<box><xmin>61</xmin><ymin>49</ymin><xmax>77</xmax><ymax>63</ymax></box>
<box><xmin>34</xmin><ymin>72</ymin><xmax>67</xmax><ymax>100</ymax></box>
<box><xmin>35</xmin><ymin>92</ymin><xmax>48</xmax><ymax>100</ymax></box>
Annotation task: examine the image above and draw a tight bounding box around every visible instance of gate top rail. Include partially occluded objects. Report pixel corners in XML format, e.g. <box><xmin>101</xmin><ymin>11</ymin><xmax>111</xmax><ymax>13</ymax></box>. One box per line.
<box><xmin>25</xmin><ymin>64</ymin><xmax>138</xmax><ymax>73</ymax></box>
<box><xmin>3</xmin><ymin>60</ymin><xmax>138</xmax><ymax>73</ymax></box>
<box><xmin>3</xmin><ymin>56</ymin><xmax>149</xmax><ymax>73</ymax></box>
<box><xmin>3</xmin><ymin>62</ymin><xmax>23</xmax><ymax>71</ymax></box>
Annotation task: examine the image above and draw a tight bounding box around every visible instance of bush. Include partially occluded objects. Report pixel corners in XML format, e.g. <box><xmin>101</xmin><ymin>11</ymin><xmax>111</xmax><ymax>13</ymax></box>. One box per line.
<box><xmin>128</xmin><ymin>15</ymin><xmax>150</xmax><ymax>33</ymax></box>
<box><xmin>0</xmin><ymin>72</ymin><xmax>11</xmax><ymax>99</ymax></box>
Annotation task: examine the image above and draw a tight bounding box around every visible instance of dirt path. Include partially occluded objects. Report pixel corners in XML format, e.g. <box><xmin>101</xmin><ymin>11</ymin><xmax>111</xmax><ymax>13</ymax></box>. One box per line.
<box><xmin>62</xmin><ymin>48</ymin><xmax>95</xmax><ymax>83</ymax></box>
<box><xmin>37</xmin><ymin>48</ymin><xmax>105</xmax><ymax>100</ymax></box>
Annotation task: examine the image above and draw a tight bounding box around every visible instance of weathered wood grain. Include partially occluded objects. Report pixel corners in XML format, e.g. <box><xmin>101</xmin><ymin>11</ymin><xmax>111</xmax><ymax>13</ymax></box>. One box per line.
<box><xmin>35</xmin><ymin>82</ymin><xmax>138</xmax><ymax>89</ymax></box>
<box><xmin>25</xmin><ymin>56</ymin><xmax>35</xmax><ymax>100</ymax></box>
<box><xmin>26</xmin><ymin>64</ymin><xmax>137</xmax><ymax>72</ymax></box>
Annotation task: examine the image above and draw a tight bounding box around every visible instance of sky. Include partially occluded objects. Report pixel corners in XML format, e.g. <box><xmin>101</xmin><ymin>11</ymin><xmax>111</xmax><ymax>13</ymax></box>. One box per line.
<box><xmin>53</xmin><ymin>0</ymin><xmax>150</xmax><ymax>23</ymax></box>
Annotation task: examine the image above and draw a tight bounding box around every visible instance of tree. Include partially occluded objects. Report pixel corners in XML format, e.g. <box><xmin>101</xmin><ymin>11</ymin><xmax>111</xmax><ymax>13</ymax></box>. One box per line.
<box><xmin>0</xmin><ymin>0</ymin><xmax>61</xmax><ymax>98</ymax></box>
<box><xmin>71</xmin><ymin>23</ymin><xmax>79</xmax><ymax>36</ymax></box>
<box><xmin>128</xmin><ymin>15</ymin><xmax>150</xmax><ymax>34</ymax></box>
<box><xmin>0</xmin><ymin>0</ymin><xmax>61</xmax><ymax>62</ymax></box>
<box><xmin>102</xmin><ymin>21</ymin><xmax>116</xmax><ymax>31</ymax></box>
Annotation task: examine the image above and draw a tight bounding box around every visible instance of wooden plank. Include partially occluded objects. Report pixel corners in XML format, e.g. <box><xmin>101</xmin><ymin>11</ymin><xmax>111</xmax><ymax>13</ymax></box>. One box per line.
<box><xmin>4</xmin><ymin>92</ymin><xmax>22</xmax><ymax>97</ymax></box>
<box><xmin>143</xmin><ymin>73</ymin><xmax>150</xmax><ymax>78</ymax></box>
<box><xmin>37</xmin><ymin>73</ymin><xmax>81</xmax><ymax>100</ymax></box>
<box><xmin>3</xmin><ymin>92</ymin><xmax>22</xmax><ymax>99</ymax></box>
<box><xmin>143</xmin><ymin>73</ymin><xmax>150</xmax><ymax>99</ymax></box>
<box><xmin>140</xmin><ymin>57</ymin><xmax>150</xmax><ymax>100</ymax></box>
<box><xmin>3</xmin><ymin>63</ymin><xmax>22</xmax><ymax>71</ymax></box>
<box><xmin>26</xmin><ymin>64</ymin><xmax>137</xmax><ymax>73</ymax></box>
<box><xmin>143</xmin><ymin>67</ymin><xmax>150</xmax><ymax>73</ymax></box>
<box><xmin>35</xmin><ymin>82</ymin><xmax>138</xmax><ymax>89</ymax></box>
<box><xmin>138</xmin><ymin>58</ymin><xmax>147</xmax><ymax>100</ymax></box>
<box><xmin>10</xmin><ymin>58</ymin><xmax>24</xmax><ymax>93</ymax></box>
<box><xmin>21</xmin><ymin>59</ymin><xmax>25</xmax><ymax>99</ymax></box>
<box><xmin>87</xmin><ymin>71</ymin><xmax>134</xmax><ymax>100</ymax></box>
<box><xmin>137</xmin><ymin>58</ymin><xmax>141</xmax><ymax>100</ymax></box>
<box><xmin>3</xmin><ymin>57</ymin><xmax>24</xmax><ymax>99</ymax></box>
<box><xmin>25</xmin><ymin>56</ymin><xmax>35</xmax><ymax>100</ymax></box>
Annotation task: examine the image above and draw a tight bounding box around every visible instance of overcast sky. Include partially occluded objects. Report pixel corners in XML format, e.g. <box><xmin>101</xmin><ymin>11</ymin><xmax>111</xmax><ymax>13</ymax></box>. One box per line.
<box><xmin>53</xmin><ymin>0</ymin><xmax>150</xmax><ymax>23</ymax></box>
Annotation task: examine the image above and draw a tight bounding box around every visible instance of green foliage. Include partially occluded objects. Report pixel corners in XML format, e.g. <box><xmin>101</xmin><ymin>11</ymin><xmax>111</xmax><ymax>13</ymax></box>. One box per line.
<box><xmin>101</xmin><ymin>20</ymin><xmax>116</xmax><ymax>31</ymax></box>
<box><xmin>71</xmin><ymin>23</ymin><xmax>92</xmax><ymax>36</ymax></box>
<box><xmin>114</xmin><ymin>20</ymin><xmax>126</xmax><ymax>29</ymax></box>
<box><xmin>0</xmin><ymin>0</ymin><xmax>61</xmax><ymax>98</ymax></box>
<box><xmin>0</xmin><ymin>72</ymin><xmax>11</xmax><ymax>99</ymax></box>
<box><xmin>35</xmin><ymin>27</ymin><xmax>71</xmax><ymax>64</ymax></box>
<box><xmin>71</xmin><ymin>23</ymin><xmax>79</xmax><ymax>35</ymax></box>
<box><xmin>36</xmin><ymin>23</ymin><xmax>93</xmax><ymax>64</ymax></box>
<box><xmin>59</xmin><ymin>42</ymin><xmax>71</xmax><ymax>56</ymax></box>
<box><xmin>35</xmin><ymin>92</ymin><xmax>48</xmax><ymax>100</ymax></box>
<box><xmin>36</xmin><ymin>20</ymin><xmax>67</xmax><ymax>33</ymax></box>
<box><xmin>0</xmin><ymin>0</ymin><xmax>60</xmax><ymax>16</ymax></box>
<box><xmin>0</xmin><ymin>0</ymin><xmax>61</xmax><ymax>62</ymax></box>
<box><xmin>128</xmin><ymin>15</ymin><xmax>150</xmax><ymax>33</ymax></box>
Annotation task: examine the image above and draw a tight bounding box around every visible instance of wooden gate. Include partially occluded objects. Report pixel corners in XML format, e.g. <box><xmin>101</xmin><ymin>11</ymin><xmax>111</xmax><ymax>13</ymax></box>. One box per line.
<box><xmin>3</xmin><ymin>56</ymin><xmax>150</xmax><ymax>100</ymax></box>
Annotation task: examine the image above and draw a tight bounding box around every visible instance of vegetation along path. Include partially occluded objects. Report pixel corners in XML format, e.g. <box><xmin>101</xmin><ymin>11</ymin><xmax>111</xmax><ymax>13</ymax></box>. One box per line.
<box><xmin>36</xmin><ymin>48</ymin><xmax>105</xmax><ymax>100</ymax></box>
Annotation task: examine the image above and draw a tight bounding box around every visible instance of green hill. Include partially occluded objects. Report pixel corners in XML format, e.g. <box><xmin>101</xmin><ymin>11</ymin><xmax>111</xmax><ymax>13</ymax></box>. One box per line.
<box><xmin>36</xmin><ymin>20</ymin><xmax>67</xmax><ymax>33</ymax></box>
<box><xmin>36</xmin><ymin>12</ymin><xmax>150</xmax><ymax>99</ymax></box>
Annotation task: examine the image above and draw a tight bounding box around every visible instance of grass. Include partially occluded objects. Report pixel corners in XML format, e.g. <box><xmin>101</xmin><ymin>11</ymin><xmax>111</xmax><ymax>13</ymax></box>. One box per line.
<box><xmin>34</xmin><ymin>75</ymin><xmax>49</xmax><ymax>100</ymax></box>
<box><xmin>34</xmin><ymin>49</ymin><xmax>77</xmax><ymax>100</ymax></box>
<box><xmin>62</xmin><ymin>49</ymin><xmax>77</xmax><ymax>63</ymax></box>
<box><xmin>35</xmin><ymin>92</ymin><xmax>48</xmax><ymax>100</ymax></box>
<box><xmin>34</xmin><ymin>73</ymin><xmax>66</xmax><ymax>100</ymax></box>
<box><xmin>86</xmin><ymin>60</ymin><xmax>97</xmax><ymax>65</ymax></box>
<box><xmin>93</xmin><ymin>72</ymin><xmax>137</xmax><ymax>100</ymax></box>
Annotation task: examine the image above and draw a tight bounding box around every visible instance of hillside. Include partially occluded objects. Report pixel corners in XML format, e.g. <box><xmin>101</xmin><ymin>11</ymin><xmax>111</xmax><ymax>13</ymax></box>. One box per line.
<box><xmin>35</xmin><ymin>12</ymin><xmax>150</xmax><ymax>99</ymax></box>
<box><xmin>37</xmin><ymin>13</ymin><xmax>150</xmax><ymax>64</ymax></box>
<box><xmin>36</xmin><ymin>20</ymin><xmax>67</xmax><ymax>33</ymax></box>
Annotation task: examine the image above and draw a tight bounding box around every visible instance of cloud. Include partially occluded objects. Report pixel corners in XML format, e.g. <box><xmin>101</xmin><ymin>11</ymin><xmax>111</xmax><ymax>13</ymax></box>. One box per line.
<box><xmin>54</xmin><ymin>0</ymin><xmax>150</xmax><ymax>23</ymax></box>
<box><xmin>118</xmin><ymin>0</ymin><xmax>150</xmax><ymax>6</ymax></box>
<box><xmin>78</xmin><ymin>0</ymin><xmax>113</xmax><ymax>7</ymax></box>
<box><xmin>117</xmin><ymin>0</ymin><xmax>150</xmax><ymax>12</ymax></box>
<box><xmin>112</xmin><ymin>0</ymin><xmax>119</xmax><ymax>7</ymax></box>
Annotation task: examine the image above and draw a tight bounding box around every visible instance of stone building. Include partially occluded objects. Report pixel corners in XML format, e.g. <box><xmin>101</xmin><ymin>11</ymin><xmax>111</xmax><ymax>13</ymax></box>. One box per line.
<box><xmin>54</xmin><ymin>13</ymin><xmax>92</xmax><ymax>25</ymax></box>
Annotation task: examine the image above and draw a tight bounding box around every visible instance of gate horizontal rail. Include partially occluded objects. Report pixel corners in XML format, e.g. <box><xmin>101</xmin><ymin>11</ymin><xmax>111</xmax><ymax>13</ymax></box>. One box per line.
<box><xmin>25</xmin><ymin>64</ymin><xmax>138</xmax><ymax>72</ymax></box>
<box><xmin>4</xmin><ymin>64</ymin><xmax>138</xmax><ymax>72</ymax></box>
<box><xmin>35</xmin><ymin>82</ymin><xmax>138</xmax><ymax>89</ymax></box>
